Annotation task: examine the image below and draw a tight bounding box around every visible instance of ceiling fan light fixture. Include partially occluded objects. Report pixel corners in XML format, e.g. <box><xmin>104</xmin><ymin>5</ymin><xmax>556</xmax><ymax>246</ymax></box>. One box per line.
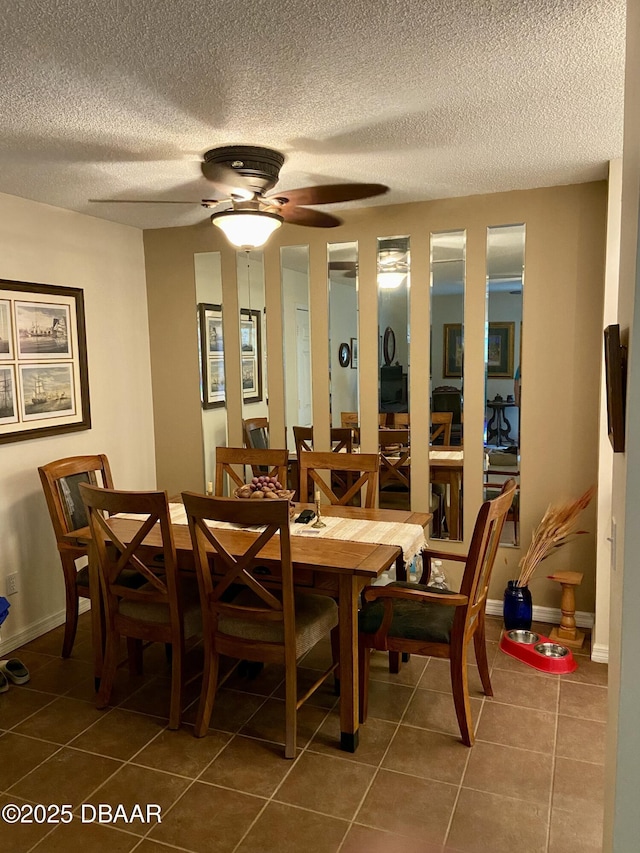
<box><xmin>210</xmin><ymin>210</ymin><xmax>283</xmax><ymax>249</ymax></box>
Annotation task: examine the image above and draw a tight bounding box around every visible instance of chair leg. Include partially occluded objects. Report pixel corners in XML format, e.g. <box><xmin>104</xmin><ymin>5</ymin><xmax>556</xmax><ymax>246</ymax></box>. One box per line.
<box><xmin>358</xmin><ymin>641</ymin><xmax>370</xmax><ymax>724</ymax></box>
<box><xmin>127</xmin><ymin>638</ymin><xmax>144</xmax><ymax>675</ymax></box>
<box><xmin>449</xmin><ymin>642</ymin><xmax>474</xmax><ymax>747</ymax></box>
<box><xmin>168</xmin><ymin>640</ymin><xmax>183</xmax><ymax>730</ymax></box>
<box><xmin>330</xmin><ymin>625</ymin><xmax>340</xmax><ymax>695</ymax></box>
<box><xmin>62</xmin><ymin>583</ymin><xmax>80</xmax><ymax>659</ymax></box>
<box><xmin>473</xmin><ymin>615</ymin><xmax>493</xmax><ymax>697</ymax></box>
<box><xmin>194</xmin><ymin>640</ymin><xmax>219</xmax><ymax>738</ymax></box>
<box><xmin>388</xmin><ymin>651</ymin><xmax>400</xmax><ymax>673</ymax></box>
<box><xmin>96</xmin><ymin>633</ymin><xmax>119</xmax><ymax>710</ymax></box>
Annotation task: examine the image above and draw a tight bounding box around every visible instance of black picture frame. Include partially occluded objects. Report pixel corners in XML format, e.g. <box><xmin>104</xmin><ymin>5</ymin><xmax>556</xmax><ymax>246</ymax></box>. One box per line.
<box><xmin>338</xmin><ymin>342</ymin><xmax>351</xmax><ymax>367</ymax></box>
<box><xmin>486</xmin><ymin>322</ymin><xmax>515</xmax><ymax>378</ymax></box>
<box><xmin>0</xmin><ymin>278</ymin><xmax>91</xmax><ymax>444</ymax></box>
<box><xmin>443</xmin><ymin>323</ymin><xmax>463</xmax><ymax>378</ymax></box>
<box><xmin>198</xmin><ymin>303</ymin><xmax>225</xmax><ymax>409</ymax></box>
<box><xmin>604</xmin><ymin>323</ymin><xmax>627</xmax><ymax>452</ymax></box>
<box><xmin>350</xmin><ymin>337</ymin><xmax>358</xmax><ymax>369</ymax></box>
<box><xmin>240</xmin><ymin>308</ymin><xmax>263</xmax><ymax>403</ymax></box>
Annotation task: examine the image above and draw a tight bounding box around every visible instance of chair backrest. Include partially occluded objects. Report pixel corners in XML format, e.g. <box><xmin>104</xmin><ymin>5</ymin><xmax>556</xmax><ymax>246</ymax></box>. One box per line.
<box><xmin>455</xmin><ymin>479</ymin><xmax>517</xmax><ymax>630</ymax></box>
<box><xmin>391</xmin><ymin>412</ymin><xmax>410</xmax><ymax>428</ymax></box>
<box><xmin>214</xmin><ymin>447</ymin><xmax>288</xmax><ymax>496</ymax></box>
<box><xmin>431</xmin><ymin>412</ymin><xmax>453</xmax><ymax>445</ymax></box>
<box><xmin>299</xmin><ymin>451</ymin><xmax>379</xmax><ymax>507</ymax></box>
<box><xmin>378</xmin><ymin>429</ymin><xmax>411</xmax><ymax>489</ymax></box>
<box><xmin>78</xmin><ymin>484</ymin><xmax>182</xmax><ymax>632</ymax></box>
<box><xmin>182</xmin><ymin>493</ymin><xmax>294</xmax><ymax>653</ymax></box>
<box><xmin>340</xmin><ymin>412</ymin><xmax>361</xmax><ymax>445</ymax></box>
<box><xmin>242</xmin><ymin>417</ymin><xmax>269</xmax><ymax>450</ymax></box>
<box><xmin>293</xmin><ymin>426</ymin><xmax>353</xmax><ymax>457</ymax></box>
<box><xmin>378</xmin><ymin>413</ymin><xmax>389</xmax><ymax>427</ymax></box>
<box><xmin>39</xmin><ymin>454</ymin><xmax>114</xmax><ymax>542</ymax></box>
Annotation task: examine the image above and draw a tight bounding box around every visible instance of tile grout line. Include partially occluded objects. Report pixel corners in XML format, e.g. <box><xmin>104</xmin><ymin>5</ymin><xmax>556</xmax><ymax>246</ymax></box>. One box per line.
<box><xmin>545</xmin><ymin>676</ymin><xmax>561</xmax><ymax>853</ymax></box>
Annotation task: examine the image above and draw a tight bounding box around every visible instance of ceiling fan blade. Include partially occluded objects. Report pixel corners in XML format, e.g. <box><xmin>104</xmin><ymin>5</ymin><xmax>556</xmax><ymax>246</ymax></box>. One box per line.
<box><xmin>268</xmin><ymin>183</ymin><xmax>389</xmax><ymax>207</ymax></box>
<box><xmin>88</xmin><ymin>199</ymin><xmax>207</xmax><ymax>204</ymax></box>
<box><xmin>201</xmin><ymin>160</ymin><xmax>255</xmax><ymax>200</ymax></box>
<box><xmin>279</xmin><ymin>206</ymin><xmax>342</xmax><ymax>227</ymax></box>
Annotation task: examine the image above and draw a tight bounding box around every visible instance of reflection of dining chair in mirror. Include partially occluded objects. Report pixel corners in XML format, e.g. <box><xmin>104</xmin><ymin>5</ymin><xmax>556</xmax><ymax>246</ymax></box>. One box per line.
<box><xmin>340</xmin><ymin>411</ymin><xmax>360</xmax><ymax>444</ymax></box>
<box><xmin>432</xmin><ymin>386</ymin><xmax>462</xmax><ymax>445</ymax></box>
<box><xmin>299</xmin><ymin>451</ymin><xmax>379</xmax><ymax>508</ymax></box>
<box><xmin>294</xmin><ymin>426</ymin><xmax>353</xmax><ymax>500</ymax></box>
<box><xmin>430</xmin><ymin>412</ymin><xmax>452</xmax><ymax>445</ymax></box>
<box><xmin>242</xmin><ymin>417</ymin><xmax>269</xmax><ymax>450</ymax></box>
<box><xmin>390</xmin><ymin>412</ymin><xmax>410</xmax><ymax>428</ymax></box>
<box><xmin>214</xmin><ymin>447</ymin><xmax>289</xmax><ymax>497</ymax></box>
<box><xmin>358</xmin><ymin>480</ymin><xmax>517</xmax><ymax>746</ymax></box>
<box><xmin>378</xmin><ymin>429</ymin><xmax>411</xmax><ymax>510</ymax></box>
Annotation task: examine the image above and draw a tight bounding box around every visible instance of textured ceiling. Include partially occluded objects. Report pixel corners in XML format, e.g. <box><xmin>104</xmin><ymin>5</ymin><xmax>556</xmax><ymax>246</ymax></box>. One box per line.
<box><xmin>0</xmin><ymin>0</ymin><xmax>625</xmax><ymax>230</ymax></box>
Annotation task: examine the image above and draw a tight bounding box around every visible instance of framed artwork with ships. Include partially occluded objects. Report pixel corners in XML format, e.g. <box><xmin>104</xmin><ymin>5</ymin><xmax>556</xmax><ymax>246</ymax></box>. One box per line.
<box><xmin>0</xmin><ymin>279</ymin><xmax>90</xmax><ymax>443</ymax></box>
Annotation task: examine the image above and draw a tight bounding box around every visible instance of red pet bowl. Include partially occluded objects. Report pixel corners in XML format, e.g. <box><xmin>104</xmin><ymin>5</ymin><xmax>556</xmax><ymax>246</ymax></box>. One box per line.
<box><xmin>499</xmin><ymin>629</ymin><xmax>577</xmax><ymax>674</ymax></box>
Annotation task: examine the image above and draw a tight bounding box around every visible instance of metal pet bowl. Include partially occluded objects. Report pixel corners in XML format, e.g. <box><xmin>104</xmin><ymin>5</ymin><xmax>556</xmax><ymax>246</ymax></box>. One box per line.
<box><xmin>507</xmin><ymin>630</ymin><xmax>539</xmax><ymax>644</ymax></box>
<box><xmin>534</xmin><ymin>642</ymin><xmax>569</xmax><ymax>658</ymax></box>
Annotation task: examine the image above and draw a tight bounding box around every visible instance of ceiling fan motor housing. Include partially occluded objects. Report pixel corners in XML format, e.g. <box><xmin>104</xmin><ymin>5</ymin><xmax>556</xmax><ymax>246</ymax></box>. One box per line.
<box><xmin>203</xmin><ymin>145</ymin><xmax>285</xmax><ymax>194</ymax></box>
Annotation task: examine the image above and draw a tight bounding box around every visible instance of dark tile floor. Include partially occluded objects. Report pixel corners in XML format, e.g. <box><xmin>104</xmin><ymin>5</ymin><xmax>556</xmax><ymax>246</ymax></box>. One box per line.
<box><xmin>1</xmin><ymin>614</ymin><xmax>606</xmax><ymax>852</ymax></box>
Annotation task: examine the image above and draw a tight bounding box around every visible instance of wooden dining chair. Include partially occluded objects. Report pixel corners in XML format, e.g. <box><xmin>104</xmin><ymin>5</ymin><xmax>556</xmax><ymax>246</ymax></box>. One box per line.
<box><xmin>242</xmin><ymin>416</ymin><xmax>270</xmax><ymax>450</ymax></box>
<box><xmin>79</xmin><ymin>484</ymin><xmax>202</xmax><ymax>729</ymax></box>
<box><xmin>181</xmin><ymin>493</ymin><xmax>339</xmax><ymax>757</ymax></box>
<box><xmin>340</xmin><ymin>411</ymin><xmax>360</xmax><ymax>443</ymax></box>
<box><xmin>358</xmin><ymin>479</ymin><xmax>516</xmax><ymax>746</ymax></box>
<box><xmin>38</xmin><ymin>454</ymin><xmax>116</xmax><ymax>658</ymax></box>
<box><xmin>390</xmin><ymin>412</ymin><xmax>410</xmax><ymax>428</ymax></box>
<box><xmin>293</xmin><ymin>426</ymin><xmax>353</xmax><ymax>500</ymax></box>
<box><xmin>298</xmin><ymin>451</ymin><xmax>379</xmax><ymax>508</ymax></box>
<box><xmin>214</xmin><ymin>447</ymin><xmax>288</xmax><ymax>496</ymax></box>
<box><xmin>431</xmin><ymin>412</ymin><xmax>453</xmax><ymax>445</ymax></box>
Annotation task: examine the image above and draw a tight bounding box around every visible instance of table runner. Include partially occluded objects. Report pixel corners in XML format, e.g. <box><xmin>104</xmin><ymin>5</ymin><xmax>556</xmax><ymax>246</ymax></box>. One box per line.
<box><xmin>115</xmin><ymin>504</ymin><xmax>426</xmax><ymax>568</ymax></box>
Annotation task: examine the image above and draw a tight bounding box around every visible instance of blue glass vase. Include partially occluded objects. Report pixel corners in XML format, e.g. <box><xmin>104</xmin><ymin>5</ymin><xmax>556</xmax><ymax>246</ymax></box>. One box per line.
<box><xmin>503</xmin><ymin>581</ymin><xmax>533</xmax><ymax>631</ymax></box>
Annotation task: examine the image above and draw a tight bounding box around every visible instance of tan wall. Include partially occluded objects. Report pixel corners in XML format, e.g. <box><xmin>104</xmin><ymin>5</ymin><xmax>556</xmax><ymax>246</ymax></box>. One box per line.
<box><xmin>144</xmin><ymin>182</ymin><xmax>606</xmax><ymax>611</ymax></box>
<box><xmin>0</xmin><ymin>191</ymin><xmax>155</xmax><ymax>651</ymax></box>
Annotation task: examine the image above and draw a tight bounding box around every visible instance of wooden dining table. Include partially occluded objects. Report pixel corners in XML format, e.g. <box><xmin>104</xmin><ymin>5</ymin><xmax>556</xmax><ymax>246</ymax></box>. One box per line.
<box><xmin>66</xmin><ymin>501</ymin><xmax>430</xmax><ymax>753</ymax></box>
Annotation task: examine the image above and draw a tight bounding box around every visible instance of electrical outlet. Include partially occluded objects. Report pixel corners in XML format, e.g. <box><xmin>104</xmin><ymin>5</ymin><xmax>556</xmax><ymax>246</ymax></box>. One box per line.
<box><xmin>6</xmin><ymin>572</ymin><xmax>18</xmax><ymax>596</ymax></box>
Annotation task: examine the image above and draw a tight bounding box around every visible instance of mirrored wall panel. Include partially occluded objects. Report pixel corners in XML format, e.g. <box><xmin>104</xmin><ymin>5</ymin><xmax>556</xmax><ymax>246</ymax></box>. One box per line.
<box><xmin>281</xmin><ymin>245</ymin><xmax>311</xmax><ymax>453</ymax></box>
<box><xmin>328</xmin><ymin>242</ymin><xmax>359</xmax><ymax>433</ymax></box>
<box><xmin>430</xmin><ymin>230</ymin><xmax>465</xmax><ymax>540</ymax></box>
<box><xmin>484</xmin><ymin>223</ymin><xmax>525</xmax><ymax>547</ymax></box>
<box><xmin>377</xmin><ymin>236</ymin><xmax>410</xmax><ymax>510</ymax></box>
<box><xmin>237</xmin><ymin>251</ymin><xmax>268</xmax><ymax>448</ymax></box>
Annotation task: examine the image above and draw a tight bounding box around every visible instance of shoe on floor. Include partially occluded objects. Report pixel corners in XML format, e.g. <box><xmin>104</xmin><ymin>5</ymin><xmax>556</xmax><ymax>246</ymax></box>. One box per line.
<box><xmin>0</xmin><ymin>658</ymin><xmax>30</xmax><ymax>685</ymax></box>
<box><xmin>0</xmin><ymin>670</ymin><xmax>8</xmax><ymax>693</ymax></box>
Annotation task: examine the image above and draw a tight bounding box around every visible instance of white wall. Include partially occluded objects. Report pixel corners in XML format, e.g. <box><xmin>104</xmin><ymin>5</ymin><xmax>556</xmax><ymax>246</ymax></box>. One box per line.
<box><xmin>0</xmin><ymin>192</ymin><xmax>155</xmax><ymax>652</ymax></box>
<box><xmin>329</xmin><ymin>280</ymin><xmax>358</xmax><ymax>426</ymax></box>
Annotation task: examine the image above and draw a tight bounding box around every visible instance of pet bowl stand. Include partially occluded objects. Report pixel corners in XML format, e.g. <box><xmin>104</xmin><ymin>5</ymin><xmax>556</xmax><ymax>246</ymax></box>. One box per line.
<box><xmin>499</xmin><ymin>629</ymin><xmax>577</xmax><ymax>674</ymax></box>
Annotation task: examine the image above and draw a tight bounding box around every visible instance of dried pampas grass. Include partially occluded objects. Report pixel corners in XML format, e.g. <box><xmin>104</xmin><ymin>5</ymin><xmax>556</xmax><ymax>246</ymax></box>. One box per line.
<box><xmin>516</xmin><ymin>486</ymin><xmax>595</xmax><ymax>588</ymax></box>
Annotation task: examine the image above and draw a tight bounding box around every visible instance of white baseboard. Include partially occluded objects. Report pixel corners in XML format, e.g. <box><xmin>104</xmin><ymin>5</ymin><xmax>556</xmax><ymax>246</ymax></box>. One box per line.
<box><xmin>485</xmin><ymin>598</ymin><xmax>594</xmax><ymax>628</ymax></box>
<box><xmin>0</xmin><ymin>600</ymin><xmax>91</xmax><ymax>656</ymax></box>
<box><xmin>591</xmin><ymin>643</ymin><xmax>610</xmax><ymax>664</ymax></box>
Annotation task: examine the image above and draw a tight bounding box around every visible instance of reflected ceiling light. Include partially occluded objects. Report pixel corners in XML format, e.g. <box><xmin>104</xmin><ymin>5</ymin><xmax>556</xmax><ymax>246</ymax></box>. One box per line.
<box><xmin>210</xmin><ymin>210</ymin><xmax>283</xmax><ymax>249</ymax></box>
<box><xmin>378</xmin><ymin>248</ymin><xmax>406</xmax><ymax>267</ymax></box>
<box><xmin>377</xmin><ymin>269</ymin><xmax>407</xmax><ymax>289</ymax></box>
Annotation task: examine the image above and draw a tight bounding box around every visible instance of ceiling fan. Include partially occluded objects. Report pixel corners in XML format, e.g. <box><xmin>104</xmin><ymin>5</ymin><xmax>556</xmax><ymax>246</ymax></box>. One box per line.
<box><xmin>90</xmin><ymin>145</ymin><xmax>389</xmax><ymax>248</ymax></box>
